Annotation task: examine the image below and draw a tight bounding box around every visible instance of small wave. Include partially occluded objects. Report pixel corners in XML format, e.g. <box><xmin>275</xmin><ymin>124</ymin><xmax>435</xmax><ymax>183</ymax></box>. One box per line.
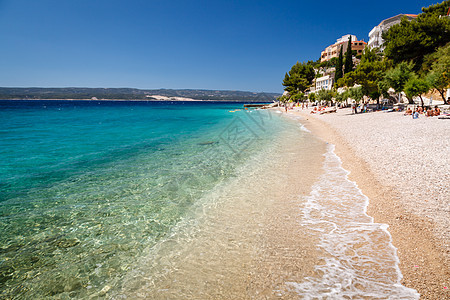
<box><xmin>299</xmin><ymin>124</ymin><xmax>311</xmax><ymax>133</ymax></box>
<box><xmin>280</xmin><ymin>113</ymin><xmax>311</xmax><ymax>132</ymax></box>
<box><xmin>288</xmin><ymin>144</ymin><xmax>419</xmax><ymax>299</ymax></box>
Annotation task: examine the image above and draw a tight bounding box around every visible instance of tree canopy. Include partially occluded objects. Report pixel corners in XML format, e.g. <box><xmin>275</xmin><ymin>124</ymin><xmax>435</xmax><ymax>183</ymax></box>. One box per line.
<box><xmin>335</xmin><ymin>46</ymin><xmax>344</xmax><ymax>82</ymax></box>
<box><xmin>381</xmin><ymin>61</ymin><xmax>415</xmax><ymax>101</ymax></box>
<box><xmin>344</xmin><ymin>36</ymin><xmax>354</xmax><ymax>74</ymax></box>
<box><xmin>404</xmin><ymin>75</ymin><xmax>430</xmax><ymax>105</ymax></box>
<box><xmin>421</xmin><ymin>0</ymin><xmax>450</xmax><ymax>16</ymax></box>
<box><xmin>383</xmin><ymin>2</ymin><xmax>450</xmax><ymax>70</ymax></box>
<box><xmin>336</xmin><ymin>47</ymin><xmax>389</xmax><ymax>100</ymax></box>
<box><xmin>282</xmin><ymin>62</ymin><xmax>315</xmax><ymax>95</ymax></box>
<box><xmin>348</xmin><ymin>86</ymin><xmax>364</xmax><ymax>103</ymax></box>
<box><xmin>317</xmin><ymin>89</ymin><xmax>334</xmax><ymax>103</ymax></box>
<box><xmin>426</xmin><ymin>43</ymin><xmax>450</xmax><ymax>103</ymax></box>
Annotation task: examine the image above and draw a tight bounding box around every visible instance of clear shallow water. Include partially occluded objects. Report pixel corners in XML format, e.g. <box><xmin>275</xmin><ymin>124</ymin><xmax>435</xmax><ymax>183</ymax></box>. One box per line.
<box><xmin>0</xmin><ymin>101</ymin><xmax>419</xmax><ymax>299</ymax></box>
<box><xmin>0</xmin><ymin>100</ymin><xmax>282</xmax><ymax>298</ymax></box>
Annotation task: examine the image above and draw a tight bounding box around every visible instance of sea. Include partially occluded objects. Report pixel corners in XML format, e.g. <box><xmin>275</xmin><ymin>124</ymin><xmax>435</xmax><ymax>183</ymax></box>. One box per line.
<box><xmin>0</xmin><ymin>100</ymin><xmax>419</xmax><ymax>299</ymax></box>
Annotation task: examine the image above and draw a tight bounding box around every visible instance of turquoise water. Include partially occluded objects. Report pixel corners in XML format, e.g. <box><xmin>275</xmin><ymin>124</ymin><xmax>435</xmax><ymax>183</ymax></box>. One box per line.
<box><xmin>0</xmin><ymin>101</ymin><xmax>420</xmax><ymax>299</ymax></box>
<box><xmin>0</xmin><ymin>100</ymin><xmax>282</xmax><ymax>298</ymax></box>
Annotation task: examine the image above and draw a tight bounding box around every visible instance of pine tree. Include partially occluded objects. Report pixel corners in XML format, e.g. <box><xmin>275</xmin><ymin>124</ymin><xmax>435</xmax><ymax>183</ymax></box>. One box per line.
<box><xmin>344</xmin><ymin>36</ymin><xmax>353</xmax><ymax>74</ymax></box>
<box><xmin>334</xmin><ymin>46</ymin><xmax>344</xmax><ymax>81</ymax></box>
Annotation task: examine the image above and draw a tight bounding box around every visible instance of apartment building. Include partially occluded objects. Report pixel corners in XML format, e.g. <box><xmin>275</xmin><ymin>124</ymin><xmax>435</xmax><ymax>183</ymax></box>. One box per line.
<box><xmin>315</xmin><ymin>75</ymin><xmax>333</xmax><ymax>91</ymax></box>
<box><xmin>321</xmin><ymin>34</ymin><xmax>367</xmax><ymax>62</ymax></box>
<box><xmin>368</xmin><ymin>14</ymin><xmax>417</xmax><ymax>50</ymax></box>
<box><xmin>314</xmin><ymin>66</ymin><xmax>336</xmax><ymax>92</ymax></box>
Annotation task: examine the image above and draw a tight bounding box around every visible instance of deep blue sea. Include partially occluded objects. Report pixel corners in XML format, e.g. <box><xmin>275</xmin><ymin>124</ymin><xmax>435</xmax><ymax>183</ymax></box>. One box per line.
<box><xmin>0</xmin><ymin>100</ymin><xmax>285</xmax><ymax>298</ymax></box>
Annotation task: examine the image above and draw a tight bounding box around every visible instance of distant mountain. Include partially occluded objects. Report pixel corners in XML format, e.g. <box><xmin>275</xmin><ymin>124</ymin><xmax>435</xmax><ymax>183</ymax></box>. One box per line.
<box><xmin>0</xmin><ymin>87</ymin><xmax>280</xmax><ymax>102</ymax></box>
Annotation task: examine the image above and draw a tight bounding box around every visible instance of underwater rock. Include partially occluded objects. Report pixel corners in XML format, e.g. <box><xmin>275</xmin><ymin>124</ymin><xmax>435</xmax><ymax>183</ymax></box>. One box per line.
<box><xmin>198</xmin><ymin>141</ymin><xmax>216</xmax><ymax>145</ymax></box>
<box><xmin>56</xmin><ymin>238</ymin><xmax>80</xmax><ymax>249</ymax></box>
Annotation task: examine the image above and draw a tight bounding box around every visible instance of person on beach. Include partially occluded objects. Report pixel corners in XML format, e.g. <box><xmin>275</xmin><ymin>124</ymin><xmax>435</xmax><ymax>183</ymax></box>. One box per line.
<box><xmin>426</xmin><ymin>108</ymin><xmax>434</xmax><ymax>117</ymax></box>
<box><xmin>351</xmin><ymin>102</ymin><xmax>357</xmax><ymax>114</ymax></box>
<box><xmin>413</xmin><ymin>109</ymin><xmax>419</xmax><ymax>119</ymax></box>
<box><xmin>418</xmin><ymin>106</ymin><xmax>424</xmax><ymax>114</ymax></box>
<box><xmin>405</xmin><ymin>107</ymin><xmax>412</xmax><ymax>115</ymax></box>
<box><xmin>434</xmin><ymin>106</ymin><xmax>441</xmax><ymax>116</ymax></box>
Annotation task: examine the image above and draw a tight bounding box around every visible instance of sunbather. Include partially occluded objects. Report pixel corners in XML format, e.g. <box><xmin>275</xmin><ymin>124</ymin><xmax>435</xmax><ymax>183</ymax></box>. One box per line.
<box><xmin>434</xmin><ymin>106</ymin><xmax>441</xmax><ymax>116</ymax></box>
<box><xmin>405</xmin><ymin>107</ymin><xmax>412</xmax><ymax>115</ymax></box>
<box><xmin>418</xmin><ymin>106</ymin><xmax>424</xmax><ymax>114</ymax></box>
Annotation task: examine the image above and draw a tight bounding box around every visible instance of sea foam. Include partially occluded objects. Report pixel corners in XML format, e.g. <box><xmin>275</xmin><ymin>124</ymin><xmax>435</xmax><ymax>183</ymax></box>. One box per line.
<box><xmin>288</xmin><ymin>144</ymin><xmax>420</xmax><ymax>299</ymax></box>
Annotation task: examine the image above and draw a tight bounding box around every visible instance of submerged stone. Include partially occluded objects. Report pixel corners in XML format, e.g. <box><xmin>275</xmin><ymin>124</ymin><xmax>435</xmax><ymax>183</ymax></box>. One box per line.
<box><xmin>56</xmin><ymin>238</ymin><xmax>80</xmax><ymax>249</ymax></box>
<box><xmin>198</xmin><ymin>141</ymin><xmax>217</xmax><ymax>145</ymax></box>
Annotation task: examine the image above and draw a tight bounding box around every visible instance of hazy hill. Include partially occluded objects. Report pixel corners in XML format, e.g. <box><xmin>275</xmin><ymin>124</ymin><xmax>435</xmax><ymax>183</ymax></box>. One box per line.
<box><xmin>0</xmin><ymin>87</ymin><xmax>280</xmax><ymax>102</ymax></box>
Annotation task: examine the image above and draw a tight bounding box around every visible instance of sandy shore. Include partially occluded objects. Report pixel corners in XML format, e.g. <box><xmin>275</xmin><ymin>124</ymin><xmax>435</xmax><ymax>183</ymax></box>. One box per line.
<box><xmin>287</xmin><ymin>107</ymin><xmax>449</xmax><ymax>299</ymax></box>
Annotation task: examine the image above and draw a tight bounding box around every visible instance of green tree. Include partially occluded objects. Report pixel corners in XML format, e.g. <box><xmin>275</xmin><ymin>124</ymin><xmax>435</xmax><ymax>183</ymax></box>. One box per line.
<box><xmin>277</xmin><ymin>95</ymin><xmax>288</xmax><ymax>103</ymax></box>
<box><xmin>383</xmin><ymin>1</ymin><xmax>450</xmax><ymax>70</ymax></box>
<box><xmin>317</xmin><ymin>89</ymin><xmax>334</xmax><ymax>105</ymax></box>
<box><xmin>291</xmin><ymin>92</ymin><xmax>306</xmax><ymax>105</ymax></box>
<box><xmin>382</xmin><ymin>61</ymin><xmax>415</xmax><ymax>102</ymax></box>
<box><xmin>282</xmin><ymin>73</ymin><xmax>291</xmax><ymax>93</ymax></box>
<box><xmin>354</xmin><ymin>48</ymin><xmax>388</xmax><ymax>101</ymax></box>
<box><xmin>377</xmin><ymin>79</ymin><xmax>391</xmax><ymax>100</ymax></box>
<box><xmin>344</xmin><ymin>36</ymin><xmax>353</xmax><ymax>74</ymax></box>
<box><xmin>404</xmin><ymin>75</ymin><xmax>430</xmax><ymax>106</ymax></box>
<box><xmin>336</xmin><ymin>48</ymin><xmax>389</xmax><ymax>106</ymax></box>
<box><xmin>421</xmin><ymin>0</ymin><xmax>450</xmax><ymax>16</ymax></box>
<box><xmin>426</xmin><ymin>43</ymin><xmax>450</xmax><ymax>103</ymax></box>
<box><xmin>308</xmin><ymin>92</ymin><xmax>316</xmax><ymax>102</ymax></box>
<box><xmin>282</xmin><ymin>62</ymin><xmax>315</xmax><ymax>95</ymax></box>
<box><xmin>335</xmin><ymin>89</ymin><xmax>349</xmax><ymax>104</ymax></box>
<box><xmin>335</xmin><ymin>46</ymin><xmax>344</xmax><ymax>82</ymax></box>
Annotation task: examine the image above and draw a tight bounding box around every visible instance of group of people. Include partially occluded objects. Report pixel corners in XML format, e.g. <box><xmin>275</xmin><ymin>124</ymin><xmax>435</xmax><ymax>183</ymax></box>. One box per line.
<box><xmin>405</xmin><ymin>106</ymin><xmax>441</xmax><ymax>119</ymax></box>
<box><xmin>283</xmin><ymin>102</ymin><xmax>310</xmax><ymax>112</ymax></box>
<box><xmin>310</xmin><ymin>106</ymin><xmax>328</xmax><ymax>114</ymax></box>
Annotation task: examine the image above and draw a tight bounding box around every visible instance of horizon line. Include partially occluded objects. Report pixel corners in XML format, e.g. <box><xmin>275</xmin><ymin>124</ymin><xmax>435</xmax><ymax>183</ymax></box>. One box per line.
<box><xmin>0</xmin><ymin>86</ymin><xmax>282</xmax><ymax>95</ymax></box>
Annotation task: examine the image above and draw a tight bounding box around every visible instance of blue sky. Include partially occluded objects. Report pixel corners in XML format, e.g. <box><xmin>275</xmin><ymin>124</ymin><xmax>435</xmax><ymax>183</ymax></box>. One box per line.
<box><xmin>0</xmin><ymin>0</ymin><xmax>437</xmax><ymax>93</ymax></box>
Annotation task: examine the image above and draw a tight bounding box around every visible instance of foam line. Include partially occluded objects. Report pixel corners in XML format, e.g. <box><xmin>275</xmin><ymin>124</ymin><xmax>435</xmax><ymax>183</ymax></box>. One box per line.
<box><xmin>287</xmin><ymin>144</ymin><xmax>420</xmax><ymax>299</ymax></box>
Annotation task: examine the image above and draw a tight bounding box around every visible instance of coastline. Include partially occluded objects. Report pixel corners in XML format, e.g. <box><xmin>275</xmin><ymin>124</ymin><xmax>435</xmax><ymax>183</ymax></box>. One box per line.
<box><xmin>286</xmin><ymin>107</ymin><xmax>449</xmax><ymax>299</ymax></box>
<box><xmin>0</xmin><ymin>98</ymin><xmax>270</xmax><ymax>102</ymax></box>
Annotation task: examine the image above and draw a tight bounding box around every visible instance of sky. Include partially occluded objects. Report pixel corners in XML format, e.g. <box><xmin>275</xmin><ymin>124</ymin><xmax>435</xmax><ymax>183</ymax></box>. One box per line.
<box><xmin>0</xmin><ymin>0</ymin><xmax>438</xmax><ymax>93</ymax></box>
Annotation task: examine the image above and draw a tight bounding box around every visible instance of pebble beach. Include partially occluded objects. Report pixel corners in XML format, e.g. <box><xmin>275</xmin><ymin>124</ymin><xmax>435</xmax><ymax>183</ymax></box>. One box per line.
<box><xmin>291</xmin><ymin>107</ymin><xmax>449</xmax><ymax>299</ymax></box>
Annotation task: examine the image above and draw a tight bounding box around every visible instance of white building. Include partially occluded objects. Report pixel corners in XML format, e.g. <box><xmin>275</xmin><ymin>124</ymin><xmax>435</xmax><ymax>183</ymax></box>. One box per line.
<box><xmin>336</xmin><ymin>34</ymin><xmax>357</xmax><ymax>44</ymax></box>
<box><xmin>368</xmin><ymin>14</ymin><xmax>417</xmax><ymax>50</ymax></box>
<box><xmin>315</xmin><ymin>75</ymin><xmax>333</xmax><ymax>91</ymax></box>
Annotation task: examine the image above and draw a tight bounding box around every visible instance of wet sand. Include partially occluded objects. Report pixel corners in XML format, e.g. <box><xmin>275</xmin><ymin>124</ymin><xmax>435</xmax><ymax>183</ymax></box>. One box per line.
<box><xmin>290</xmin><ymin>108</ymin><xmax>449</xmax><ymax>299</ymax></box>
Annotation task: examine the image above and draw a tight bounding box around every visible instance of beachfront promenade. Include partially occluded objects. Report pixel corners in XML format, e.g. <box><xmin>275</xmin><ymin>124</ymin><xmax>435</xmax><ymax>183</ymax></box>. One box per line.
<box><xmin>287</xmin><ymin>107</ymin><xmax>449</xmax><ymax>298</ymax></box>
